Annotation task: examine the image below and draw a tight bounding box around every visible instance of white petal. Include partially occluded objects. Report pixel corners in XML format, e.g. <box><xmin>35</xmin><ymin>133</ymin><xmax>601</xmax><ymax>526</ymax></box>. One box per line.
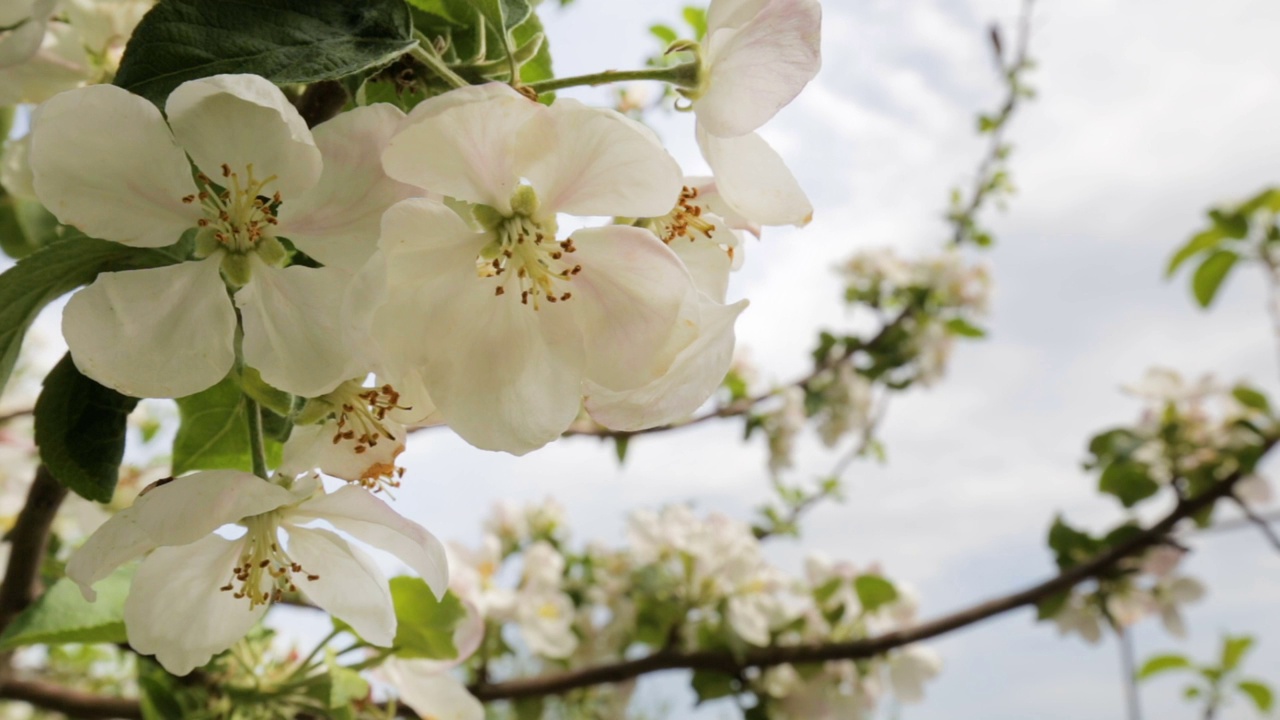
<box><xmin>279</xmin><ymin>420</ymin><xmax>404</xmax><ymax>484</ymax></box>
<box><xmin>568</xmin><ymin>225</ymin><xmax>695</xmax><ymax>391</ymax></box>
<box><xmin>586</xmin><ymin>298</ymin><xmax>746</xmax><ymax>431</ymax></box>
<box><xmin>62</xmin><ymin>258</ymin><xmax>237</xmax><ymax>399</ymax></box>
<box><xmin>382</xmin><ymin>83</ymin><xmax>544</xmax><ymax>212</ymax></box>
<box><xmin>287</xmin><ymin>526</ymin><xmax>395</xmax><ymax>647</ymax></box>
<box><xmin>290</xmin><ymin>485</ymin><xmax>449</xmax><ymax>598</ymax></box>
<box><xmin>699</xmin><ymin>0</ymin><xmax>822</xmax><ymax>138</ymax></box>
<box><xmin>236</xmin><ymin>259</ymin><xmax>360</xmax><ymax>398</ymax></box>
<box><xmin>166</xmin><ymin>74</ymin><xmax>322</xmax><ymax>200</ymax></box>
<box><xmin>276</xmin><ymin>104</ymin><xmax>424</xmax><ymax>271</ymax></box>
<box><xmin>0</xmin><ymin>0</ymin><xmax>41</xmax><ymax>33</ymax></box>
<box><xmin>0</xmin><ymin>0</ymin><xmax>55</xmax><ymax>66</ymax></box>
<box><xmin>727</xmin><ymin>595</ymin><xmax>771</xmax><ymax>646</ymax></box>
<box><xmin>888</xmin><ymin>646</ymin><xmax>941</xmax><ymax>704</ymax></box>
<box><xmin>698</xmin><ymin>126</ymin><xmax>813</xmax><ymax>227</ymax></box>
<box><xmin>124</xmin><ymin>534</ymin><xmax>268</xmax><ymax>676</ymax></box>
<box><xmin>29</xmin><ymin>84</ymin><xmax>199</xmax><ymax>247</ymax></box>
<box><xmin>522</xmin><ymin>99</ymin><xmax>682</xmax><ymax>218</ymax></box>
<box><xmin>383</xmin><ymin>667</ymin><xmax>484</xmax><ymax>720</ymax></box>
<box><xmin>66</xmin><ymin>470</ymin><xmax>296</xmax><ymax>600</ymax></box>
<box><xmin>706</xmin><ymin>0</ymin><xmax>768</xmax><ymax>33</ymax></box>
<box><xmin>669</xmin><ymin>233</ymin><xmax>735</xmax><ymax>302</ymax></box>
<box><xmin>0</xmin><ymin>22</ymin><xmax>93</xmax><ymax>106</ymax></box>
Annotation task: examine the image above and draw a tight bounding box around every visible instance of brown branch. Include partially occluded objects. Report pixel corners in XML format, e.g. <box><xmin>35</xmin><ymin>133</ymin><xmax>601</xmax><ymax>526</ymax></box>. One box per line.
<box><xmin>0</xmin><ymin>466</ymin><xmax>67</xmax><ymax>632</ymax></box>
<box><xmin>0</xmin><ymin>678</ymin><xmax>142</xmax><ymax>719</ymax></box>
<box><xmin>469</xmin><ymin>454</ymin><xmax>1267</xmax><ymax>702</ymax></box>
<box><xmin>1228</xmin><ymin>493</ymin><xmax>1280</xmax><ymax>552</ymax></box>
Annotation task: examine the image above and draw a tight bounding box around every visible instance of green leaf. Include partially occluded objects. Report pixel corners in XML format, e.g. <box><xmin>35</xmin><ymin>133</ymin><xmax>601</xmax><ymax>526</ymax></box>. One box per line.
<box><xmin>389</xmin><ymin>578</ymin><xmax>466</xmax><ymax>659</ymax></box>
<box><xmin>853</xmin><ymin>575</ymin><xmax>898</xmax><ymax>613</ymax></box>
<box><xmin>613</xmin><ymin>435</ymin><xmax>630</xmax><ymax>464</ymax></box>
<box><xmin>1098</xmin><ymin>461</ymin><xmax>1160</xmax><ymax>508</ymax></box>
<box><xmin>0</xmin><ymin>235</ymin><xmax>188</xmax><ymax>400</ymax></box>
<box><xmin>406</xmin><ymin>0</ymin><xmax>473</xmax><ymax>25</ymax></box>
<box><xmin>1209</xmin><ymin>209</ymin><xmax>1249</xmax><ymax>239</ymax></box>
<box><xmin>1166</xmin><ymin>227</ymin><xmax>1226</xmax><ymax>277</ymax></box>
<box><xmin>35</xmin><ymin>355</ymin><xmax>139</xmax><ymax>503</ymax></box>
<box><xmin>172</xmin><ymin>374</ymin><xmax>284</xmax><ymax>476</ymax></box>
<box><xmin>1233</xmin><ymin>385</ymin><xmax>1272</xmax><ymax>414</ymax></box>
<box><xmin>327</xmin><ymin>663</ymin><xmax>369</xmax><ymax>708</ymax></box>
<box><xmin>944</xmin><ymin>317</ymin><xmax>986</xmax><ymax>338</ymax></box>
<box><xmin>1035</xmin><ymin>591</ymin><xmax>1070</xmax><ymax>621</ymax></box>
<box><xmin>682</xmin><ymin>5</ymin><xmax>707</xmax><ymax>39</ymax></box>
<box><xmin>649</xmin><ymin>23</ymin><xmax>679</xmax><ymax>45</ymax></box>
<box><xmin>115</xmin><ymin>0</ymin><xmax>416</xmax><ymax>105</ymax></box>
<box><xmin>1223</xmin><ymin>635</ymin><xmax>1255</xmax><ymax>671</ymax></box>
<box><xmin>1191</xmin><ymin>249</ymin><xmax>1239</xmax><ymax>308</ymax></box>
<box><xmin>513</xmin><ymin>698</ymin><xmax>545</xmax><ymax>720</ymax></box>
<box><xmin>1238</xmin><ymin>680</ymin><xmax>1274</xmax><ymax>713</ymax></box>
<box><xmin>691</xmin><ymin>670</ymin><xmax>738</xmax><ymax>703</ymax></box>
<box><xmin>0</xmin><ymin>569</ymin><xmax>132</xmax><ymax>650</ymax></box>
<box><xmin>1136</xmin><ymin>653</ymin><xmax>1192</xmax><ymax>681</ymax></box>
<box><xmin>813</xmin><ymin>577</ymin><xmax>844</xmax><ymax>606</ymax></box>
<box><xmin>1047</xmin><ymin>515</ymin><xmax>1100</xmax><ymax>570</ymax></box>
<box><xmin>473</xmin><ymin>0</ymin><xmax>532</xmax><ymax>32</ymax></box>
<box><xmin>513</xmin><ymin>12</ymin><xmax>553</xmax><ymax>86</ymax></box>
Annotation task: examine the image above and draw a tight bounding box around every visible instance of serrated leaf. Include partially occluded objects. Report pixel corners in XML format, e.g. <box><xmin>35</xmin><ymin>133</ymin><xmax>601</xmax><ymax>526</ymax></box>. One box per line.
<box><xmin>35</xmin><ymin>355</ymin><xmax>139</xmax><ymax>503</ymax></box>
<box><xmin>0</xmin><ymin>569</ymin><xmax>132</xmax><ymax>650</ymax></box>
<box><xmin>1136</xmin><ymin>653</ymin><xmax>1191</xmax><ymax>681</ymax></box>
<box><xmin>389</xmin><ymin>578</ymin><xmax>466</xmax><ymax>659</ymax></box>
<box><xmin>1238</xmin><ymin>680</ymin><xmax>1274</xmax><ymax>713</ymax></box>
<box><xmin>0</xmin><ymin>235</ymin><xmax>188</xmax><ymax>400</ymax></box>
<box><xmin>473</xmin><ymin>0</ymin><xmax>532</xmax><ymax>32</ymax></box>
<box><xmin>115</xmin><ymin>0</ymin><xmax>415</xmax><ymax>105</ymax></box>
<box><xmin>1191</xmin><ymin>249</ymin><xmax>1239</xmax><ymax>308</ymax></box>
<box><xmin>172</xmin><ymin>374</ymin><xmax>284</xmax><ymax>475</ymax></box>
<box><xmin>854</xmin><ymin>575</ymin><xmax>898</xmax><ymax>613</ymax></box>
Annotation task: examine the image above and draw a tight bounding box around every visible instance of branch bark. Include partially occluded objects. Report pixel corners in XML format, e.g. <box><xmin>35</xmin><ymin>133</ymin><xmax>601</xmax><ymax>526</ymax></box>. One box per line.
<box><xmin>0</xmin><ymin>466</ymin><xmax>67</xmax><ymax>632</ymax></box>
<box><xmin>0</xmin><ymin>678</ymin><xmax>143</xmax><ymax>719</ymax></box>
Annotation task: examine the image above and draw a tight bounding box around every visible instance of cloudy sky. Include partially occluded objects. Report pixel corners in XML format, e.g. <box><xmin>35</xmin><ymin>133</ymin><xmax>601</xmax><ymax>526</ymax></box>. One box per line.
<box><xmin>386</xmin><ymin>0</ymin><xmax>1280</xmax><ymax>718</ymax></box>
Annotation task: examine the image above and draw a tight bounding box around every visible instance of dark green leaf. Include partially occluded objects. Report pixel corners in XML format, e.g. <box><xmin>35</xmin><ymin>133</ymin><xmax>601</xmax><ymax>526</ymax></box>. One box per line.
<box><xmin>389</xmin><ymin>578</ymin><xmax>466</xmax><ymax>659</ymax></box>
<box><xmin>613</xmin><ymin>435</ymin><xmax>630</xmax><ymax>464</ymax></box>
<box><xmin>115</xmin><ymin>0</ymin><xmax>416</xmax><ymax>105</ymax></box>
<box><xmin>0</xmin><ymin>569</ymin><xmax>132</xmax><ymax>649</ymax></box>
<box><xmin>853</xmin><ymin>575</ymin><xmax>898</xmax><ymax>613</ymax></box>
<box><xmin>1136</xmin><ymin>653</ymin><xmax>1191</xmax><ymax>681</ymax></box>
<box><xmin>1098</xmin><ymin>461</ymin><xmax>1160</xmax><ymax>508</ymax></box>
<box><xmin>1238</xmin><ymin>680</ymin><xmax>1274</xmax><ymax>713</ymax></box>
<box><xmin>1209</xmin><ymin>209</ymin><xmax>1249</xmax><ymax>239</ymax></box>
<box><xmin>513</xmin><ymin>698</ymin><xmax>545</xmax><ymax>720</ymax></box>
<box><xmin>35</xmin><ymin>355</ymin><xmax>138</xmax><ymax>503</ymax></box>
<box><xmin>473</xmin><ymin>0</ymin><xmax>532</xmax><ymax>32</ymax></box>
<box><xmin>1035</xmin><ymin>591</ymin><xmax>1070</xmax><ymax>621</ymax></box>
<box><xmin>1047</xmin><ymin>516</ymin><xmax>1099</xmax><ymax>570</ymax></box>
<box><xmin>691</xmin><ymin>670</ymin><xmax>738</xmax><ymax>703</ymax></box>
<box><xmin>406</xmin><ymin>0</ymin><xmax>473</xmax><ymax>25</ymax></box>
<box><xmin>1191</xmin><ymin>249</ymin><xmax>1239</xmax><ymax>308</ymax></box>
<box><xmin>172</xmin><ymin>374</ymin><xmax>283</xmax><ymax>475</ymax></box>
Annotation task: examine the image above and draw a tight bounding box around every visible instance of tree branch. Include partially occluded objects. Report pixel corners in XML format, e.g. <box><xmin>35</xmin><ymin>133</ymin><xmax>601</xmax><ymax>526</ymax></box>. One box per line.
<box><xmin>0</xmin><ymin>678</ymin><xmax>143</xmax><ymax>719</ymax></box>
<box><xmin>0</xmin><ymin>466</ymin><xmax>67</xmax><ymax>632</ymax></box>
<box><xmin>469</xmin><ymin>454</ymin><xmax>1267</xmax><ymax>702</ymax></box>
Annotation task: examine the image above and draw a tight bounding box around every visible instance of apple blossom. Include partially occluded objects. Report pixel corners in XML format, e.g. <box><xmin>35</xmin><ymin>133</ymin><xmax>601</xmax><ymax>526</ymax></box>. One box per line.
<box><xmin>282</xmin><ymin>380</ymin><xmax>409</xmax><ymax>492</ymax></box>
<box><xmin>65</xmin><ymin>471</ymin><xmax>448</xmax><ymax>675</ymax></box>
<box><xmin>382</xmin><ymin>663</ymin><xmax>483</xmax><ymax>720</ymax></box>
<box><xmin>0</xmin><ymin>0</ymin><xmax>57</xmax><ymax>67</ymax></box>
<box><xmin>377</xmin><ymin>82</ymin><xmax>703</xmax><ymax>453</ymax></box>
<box><xmin>29</xmin><ymin>74</ymin><xmax>419</xmax><ymax>399</ymax></box>
<box><xmin>887</xmin><ymin>645</ymin><xmax>942</xmax><ymax>704</ymax></box>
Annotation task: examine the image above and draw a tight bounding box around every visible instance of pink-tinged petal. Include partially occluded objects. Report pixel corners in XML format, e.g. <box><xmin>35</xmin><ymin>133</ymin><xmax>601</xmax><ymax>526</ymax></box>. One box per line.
<box><xmin>62</xmin><ymin>258</ymin><xmax>237</xmax><ymax>399</ymax></box>
<box><xmin>276</xmin><ymin>104</ymin><xmax>424</xmax><ymax>271</ymax></box>
<box><xmin>166</xmin><ymin>74</ymin><xmax>322</xmax><ymax>199</ymax></box>
<box><xmin>290</xmin><ymin>485</ymin><xmax>449</xmax><ymax>598</ymax></box>
<box><xmin>522</xmin><ymin>99</ymin><xmax>682</xmax><ymax>218</ymax></box>
<box><xmin>568</xmin><ymin>225</ymin><xmax>695</xmax><ymax>391</ymax></box>
<box><xmin>236</xmin><ymin>259</ymin><xmax>362</xmax><ymax>399</ymax></box>
<box><xmin>706</xmin><ymin>0</ymin><xmax>768</xmax><ymax>33</ymax></box>
<box><xmin>286</xmin><ymin>526</ymin><xmax>395</xmax><ymax>647</ymax></box>
<box><xmin>697</xmin><ymin>126</ymin><xmax>813</xmax><ymax>227</ymax></box>
<box><xmin>686</xmin><ymin>176</ymin><xmax>762</xmax><ymax>238</ymax></box>
<box><xmin>29</xmin><ymin>84</ymin><xmax>199</xmax><ymax>247</ymax></box>
<box><xmin>668</xmin><ymin>234</ymin><xmax>735</xmax><ymax>302</ymax></box>
<box><xmin>586</xmin><ymin>298</ymin><xmax>746</xmax><ymax>431</ymax></box>
<box><xmin>66</xmin><ymin>470</ymin><xmax>296</xmax><ymax>600</ymax></box>
<box><xmin>382</xmin><ymin>666</ymin><xmax>484</xmax><ymax>720</ymax></box>
<box><xmin>124</xmin><ymin>534</ymin><xmax>268</xmax><ymax>676</ymax></box>
<box><xmin>382</xmin><ymin>83</ymin><xmax>545</xmax><ymax>213</ymax></box>
<box><xmin>699</xmin><ymin>0</ymin><xmax>822</xmax><ymax>138</ymax></box>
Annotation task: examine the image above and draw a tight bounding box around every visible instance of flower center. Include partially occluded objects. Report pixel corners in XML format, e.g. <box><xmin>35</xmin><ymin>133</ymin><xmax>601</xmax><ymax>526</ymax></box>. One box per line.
<box><xmin>647</xmin><ymin>185</ymin><xmax>719</xmax><ymax>244</ymax></box>
<box><xmin>220</xmin><ymin>513</ymin><xmax>316</xmax><ymax>609</ymax></box>
<box><xmin>184</xmin><ymin>163</ymin><xmax>281</xmax><ymax>254</ymax></box>
<box><xmin>476</xmin><ymin>188</ymin><xmax>581</xmax><ymax>310</ymax></box>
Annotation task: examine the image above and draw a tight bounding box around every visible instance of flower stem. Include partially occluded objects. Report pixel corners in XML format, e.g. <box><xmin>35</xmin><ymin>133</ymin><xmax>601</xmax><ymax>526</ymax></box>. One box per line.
<box><xmin>527</xmin><ymin>62</ymin><xmax>700</xmax><ymax>95</ymax></box>
<box><xmin>245</xmin><ymin>395</ymin><xmax>270</xmax><ymax>481</ymax></box>
<box><xmin>410</xmin><ymin>37</ymin><xmax>470</xmax><ymax>89</ymax></box>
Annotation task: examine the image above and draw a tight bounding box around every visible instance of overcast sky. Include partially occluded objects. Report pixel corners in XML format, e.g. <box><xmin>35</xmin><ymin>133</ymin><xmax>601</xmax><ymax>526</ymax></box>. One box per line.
<box><xmin>386</xmin><ymin>1</ymin><xmax>1280</xmax><ymax>718</ymax></box>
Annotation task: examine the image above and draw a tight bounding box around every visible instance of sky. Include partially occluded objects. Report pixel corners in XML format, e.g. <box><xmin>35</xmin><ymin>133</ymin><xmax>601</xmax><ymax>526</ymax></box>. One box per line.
<box><xmin>385</xmin><ymin>0</ymin><xmax>1280</xmax><ymax>718</ymax></box>
<box><xmin>5</xmin><ymin>0</ymin><xmax>1280</xmax><ymax>718</ymax></box>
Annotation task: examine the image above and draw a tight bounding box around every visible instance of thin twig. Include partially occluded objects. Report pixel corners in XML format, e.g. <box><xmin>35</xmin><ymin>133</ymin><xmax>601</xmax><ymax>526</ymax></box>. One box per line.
<box><xmin>0</xmin><ymin>466</ymin><xmax>66</xmax><ymax>633</ymax></box>
<box><xmin>1228</xmin><ymin>494</ymin><xmax>1280</xmax><ymax>552</ymax></box>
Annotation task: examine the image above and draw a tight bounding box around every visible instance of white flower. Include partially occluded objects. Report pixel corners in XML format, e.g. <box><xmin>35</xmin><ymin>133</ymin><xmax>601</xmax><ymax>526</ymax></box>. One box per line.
<box><xmin>522</xmin><ymin>540</ymin><xmax>565</xmax><ymax>591</ymax></box>
<box><xmin>1053</xmin><ymin>594</ymin><xmax>1103</xmax><ymax>645</ymax></box>
<box><xmin>0</xmin><ymin>0</ymin><xmax>57</xmax><ymax>67</ymax></box>
<box><xmin>446</xmin><ymin>536</ymin><xmax>515</xmax><ymax>620</ymax></box>
<box><xmin>1152</xmin><ymin>575</ymin><xmax>1205</xmax><ymax>638</ymax></box>
<box><xmin>1123</xmin><ymin>368</ymin><xmax>1220</xmax><ymax>406</ymax></box>
<box><xmin>29</xmin><ymin>75</ymin><xmax>420</xmax><ymax>399</ymax></box>
<box><xmin>62</xmin><ymin>0</ymin><xmax>152</xmax><ymax>66</ymax></box>
<box><xmin>377</xmin><ymin>83</ymin><xmax>700</xmax><ymax>453</ymax></box>
<box><xmin>281</xmin><ymin>380</ymin><xmax>408</xmax><ymax>492</ymax></box>
<box><xmin>381</xmin><ymin>664</ymin><xmax>483</xmax><ymax>720</ymax></box>
<box><xmin>516</xmin><ymin>590</ymin><xmax>579</xmax><ymax>659</ymax></box>
<box><xmin>65</xmin><ymin>471</ymin><xmax>448</xmax><ymax>675</ymax></box>
<box><xmin>887</xmin><ymin>645</ymin><xmax>941</xmax><ymax>704</ymax></box>
<box><xmin>765</xmin><ymin>386</ymin><xmax>806</xmax><ymax>474</ymax></box>
<box><xmin>683</xmin><ymin>0</ymin><xmax>822</xmax><ymax>227</ymax></box>
<box><xmin>0</xmin><ymin>20</ymin><xmax>92</xmax><ymax>105</ymax></box>
<box><xmin>1236</xmin><ymin>474</ymin><xmax>1273</xmax><ymax>506</ymax></box>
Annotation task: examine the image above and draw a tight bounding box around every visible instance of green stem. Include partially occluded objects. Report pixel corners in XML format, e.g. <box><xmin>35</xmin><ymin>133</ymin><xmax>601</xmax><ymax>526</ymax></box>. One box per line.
<box><xmin>527</xmin><ymin>62</ymin><xmax>700</xmax><ymax>95</ymax></box>
<box><xmin>411</xmin><ymin>38</ymin><xmax>469</xmax><ymax>89</ymax></box>
<box><xmin>289</xmin><ymin>628</ymin><xmax>342</xmax><ymax>681</ymax></box>
<box><xmin>245</xmin><ymin>395</ymin><xmax>269</xmax><ymax>481</ymax></box>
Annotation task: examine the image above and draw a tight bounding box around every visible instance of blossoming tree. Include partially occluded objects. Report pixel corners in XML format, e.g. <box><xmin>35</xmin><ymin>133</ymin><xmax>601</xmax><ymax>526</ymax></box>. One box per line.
<box><xmin>0</xmin><ymin>0</ymin><xmax>1275</xmax><ymax>718</ymax></box>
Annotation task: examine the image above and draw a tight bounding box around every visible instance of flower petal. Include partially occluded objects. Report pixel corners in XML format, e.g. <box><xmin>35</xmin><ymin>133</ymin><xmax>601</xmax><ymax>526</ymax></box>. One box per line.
<box><xmin>668</xmin><ymin>233</ymin><xmax>736</xmax><ymax>302</ymax></box>
<box><xmin>124</xmin><ymin>534</ymin><xmax>268</xmax><ymax>676</ymax></box>
<box><xmin>62</xmin><ymin>258</ymin><xmax>237</xmax><ymax>399</ymax></box>
<box><xmin>276</xmin><ymin>104</ymin><xmax>424</xmax><ymax>271</ymax></box>
<box><xmin>0</xmin><ymin>0</ymin><xmax>56</xmax><ymax>66</ymax></box>
<box><xmin>286</xmin><ymin>526</ymin><xmax>395</xmax><ymax>647</ymax></box>
<box><xmin>699</xmin><ymin>0</ymin><xmax>822</xmax><ymax>138</ymax></box>
<box><xmin>586</xmin><ymin>298</ymin><xmax>746</xmax><ymax>431</ymax></box>
<box><xmin>568</xmin><ymin>225</ymin><xmax>695</xmax><ymax>391</ymax></box>
<box><xmin>65</xmin><ymin>470</ymin><xmax>296</xmax><ymax>600</ymax></box>
<box><xmin>279</xmin><ymin>420</ymin><xmax>404</xmax><ymax>485</ymax></box>
<box><xmin>383</xmin><ymin>666</ymin><xmax>484</xmax><ymax>720</ymax></box>
<box><xmin>522</xmin><ymin>99</ymin><xmax>682</xmax><ymax>218</ymax></box>
<box><xmin>382</xmin><ymin>83</ymin><xmax>544</xmax><ymax>212</ymax></box>
<box><xmin>236</xmin><ymin>259</ymin><xmax>362</xmax><ymax>398</ymax></box>
<box><xmin>290</xmin><ymin>485</ymin><xmax>449</xmax><ymax>598</ymax></box>
<box><xmin>706</xmin><ymin>0</ymin><xmax>768</xmax><ymax>33</ymax></box>
<box><xmin>29</xmin><ymin>84</ymin><xmax>199</xmax><ymax>247</ymax></box>
<box><xmin>697</xmin><ymin>125</ymin><xmax>813</xmax><ymax>227</ymax></box>
<box><xmin>166</xmin><ymin>74</ymin><xmax>322</xmax><ymax>199</ymax></box>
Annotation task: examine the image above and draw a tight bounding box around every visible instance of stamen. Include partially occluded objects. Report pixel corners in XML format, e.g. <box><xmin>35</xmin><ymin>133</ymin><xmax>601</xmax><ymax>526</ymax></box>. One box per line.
<box><xmin>221</xmin><ymin>514</ymin><xmax>315</xmax><ymax>608</ymax></box>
